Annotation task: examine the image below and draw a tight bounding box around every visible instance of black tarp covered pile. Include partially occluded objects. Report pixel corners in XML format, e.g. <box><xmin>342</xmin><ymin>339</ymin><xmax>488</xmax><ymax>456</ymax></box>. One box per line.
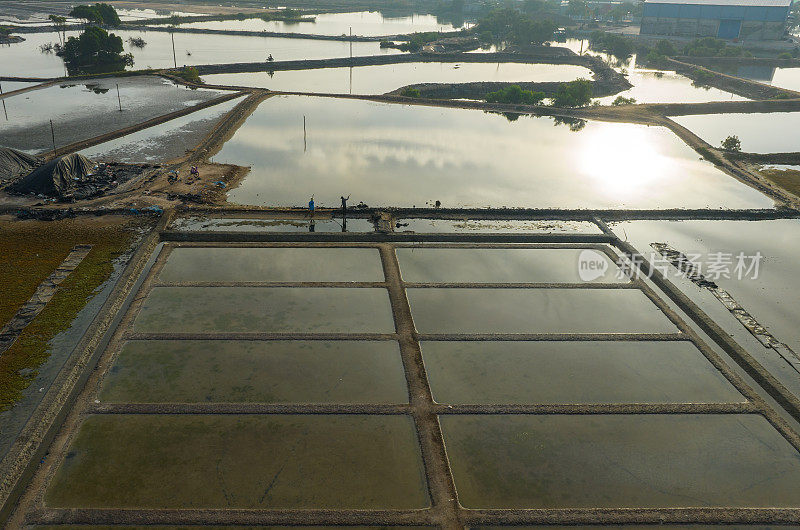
<box><xmin>9</xmin><ymin>153</ymin><xmax>96</xmax><ymax>199</ymax></box>
<box><xmin>0</xmin><ymin>147</ymin><xmax>41</xmax><ymax>184</ymax></box>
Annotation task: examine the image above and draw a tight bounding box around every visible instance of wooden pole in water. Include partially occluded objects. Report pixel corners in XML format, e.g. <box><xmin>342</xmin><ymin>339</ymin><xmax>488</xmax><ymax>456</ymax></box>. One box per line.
<box><xmin>303</xmin><ymin>115</ymin><xmax>307</xmax><ymax>152</ymax></box>
<box><xmin>116</xmin><ymin>83</ymin><xmax>122</xmax><ymax>111</ymax></box>
<box><xmin>171</xmin><ymin>31</ymin><xmax>177</xmax><ymax>69</ymax></box>
<box><xmin>50</xmin><ymin>119</ymin><xmax>57</xmax><ymax>156</ymax></box>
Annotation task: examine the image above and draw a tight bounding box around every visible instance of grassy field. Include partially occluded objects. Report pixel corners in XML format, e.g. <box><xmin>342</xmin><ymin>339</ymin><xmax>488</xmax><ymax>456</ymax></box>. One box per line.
<box><xmin>759</xmin><ymin>167</ymin><xmax>800</xmax><ymax>200</ymax></box>
<box><xmin>0</xmin><ymin>216</ymin><xmax>148</xmax><ymax>410</ymax></box>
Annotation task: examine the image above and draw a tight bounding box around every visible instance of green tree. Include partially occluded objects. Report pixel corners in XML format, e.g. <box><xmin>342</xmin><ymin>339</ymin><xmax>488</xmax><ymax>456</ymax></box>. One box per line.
<box><xmin>69</xmin><ymin>3</ymin><xmax>121</xmax><ymax>26</ymax></box>
<box><xmin>485</xmin><ymin>84</ymin><xmax>545</xmax><ymax>105</ymax></box>
<box><xmin>654</xmin><ymin>39</ymin><xmax>677</xmax><ymax>56</ymax></box>
<box><xmin>58</xmin><ymin>26</ymin><xmax>133</xmax><ymax>72</ymax></box>
<box><xmin>49</xmin><ymin>14</ymin><xmax>67</xmax><ymax>45</ymax></box>
<box><xmin>474</xmin><ymin>8</ymin><xmax>556</xmax><ymax>46</ymax></box>
<box><xmin>552</xmin><ymin>79</ymin><xmax>593</xmax><ymax>107</ymax></box>
<box><xmin>721</xmin><ymin>135</ymin><xmax>742</xmax><ymax>152</ymax></box>
<box><xmin>400</xmin><ymin>86</ymin><xmax>420</xmax><ymax>97</ymax></box>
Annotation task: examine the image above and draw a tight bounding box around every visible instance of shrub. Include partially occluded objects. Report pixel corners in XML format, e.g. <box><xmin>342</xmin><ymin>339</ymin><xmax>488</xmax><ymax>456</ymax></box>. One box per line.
<box><xmin>721</xmin><ymin>135</ymin><xmax>741</xmax><ymax>152</ymax></box>
<box><xmin>552</xmin><ymin>79</ymin><xmax>593</xmax><ymax>107</ymax></box>
<box><xmin>485</xmin><ymin>84</ymin><xmax>545</xmax><ymax>105</ymax></box>
<box><xmin>654</xmin><ymin>39</ymin><xmax>677</xmax><ymax>56</ymax></box>
<box><xmin>778</xmin><ymin>52</ymin><xmax>793</xmax><ymax>60</ymax></box>
<box><xmin>589</xmin><ymin>31</ymin><xmax>634</xmax><ymax>59</ymax></box>
<box><xmin>58</xmin><ymin>26</ymin><xmax>132</xmax><ymax>71</ymax></box>
<box><xmin>612</xmin><ymin>95</ymin><xmax>636</xmax><ymax>105</ymax></box>
<box><xmin>400</xmin><ymin>86</ymin><xmax>420</xmax><ymax>97</ymax></box>
<box><xmin>69</xmin><ymin>3</ymin><xmax>121</xmax><ymax>26</ymax></box>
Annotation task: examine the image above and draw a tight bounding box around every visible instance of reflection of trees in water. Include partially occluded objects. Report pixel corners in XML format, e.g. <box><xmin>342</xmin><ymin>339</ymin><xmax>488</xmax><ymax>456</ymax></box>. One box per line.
<box><xmin>552</xmin><ymin>116</ymin><xmax>586</xmax><ymax>132</ymax></box>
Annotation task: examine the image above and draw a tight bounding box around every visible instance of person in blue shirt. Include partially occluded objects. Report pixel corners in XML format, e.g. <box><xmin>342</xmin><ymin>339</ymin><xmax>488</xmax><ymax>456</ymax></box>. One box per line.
<box><xmin>308</xmin><ymin>196</ymin><xmax>315</xmax><ymax>215</ymax></box>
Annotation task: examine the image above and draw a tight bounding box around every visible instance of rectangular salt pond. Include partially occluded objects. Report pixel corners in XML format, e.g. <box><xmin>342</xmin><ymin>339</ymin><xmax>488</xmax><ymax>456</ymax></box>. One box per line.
<box><xmin>79</xmin><ymin>97</ymin><xmax>242</xmax><ymax>163</ymax></box>
<box><xmin>1</xmin><ymin>76</ymin><xmax>223</xmax><ymax>153</ymax></box>
<box><xmin>395</xmin><ymin>219</ymin><xmax>603</xmax><ymax>234</ymax></box>
<box><xmin>0</xmin><ymin>30</ymin><xmax>400</xmax><ymax>78</ymax></box>
<box><xmin>46</xmin><ymin>414</ymin><xmax>428</xmax><ymax>508</ymax></box>
<box><xmin>220</xmin><ymin>96</ymin><xmax>773</xmax><ymax>209</ymax></box>
<box><xmin>406</xmin><ymin>288</ymin><xmax>677</xmax><ymax>334</ymax></box>
<box><xmin>736</xmin><ymin>65</ymin><xmax>800</xmax><ymax>93</ymax></box>
<box><xmin>421</xmin><ymin>341</ymin><xmax>743</xmax><ymax>404</ymax></box>
<box><xmin>100</xmin><ymin>340</ymin><xmax>408</xmax><ymax>403</ymax></box>
<box><xmin>612</xmin><ymin>219</ymin><xmax>800</xmax><ymax>354</ymax></box>
<box><xmin>203</xmin><ymin>62</ymin><xmax>594</xmax><ymax>94</ymax></box>
<box><xmin>673</xmin><ymin>112</ymin><xmax>800</xmax><ymax>154</ymax></box>
<box><xmin>169</xmin><ymin>216</ymin><xmax>376</xmax><ymax>232</ymax></box>
<box><xmin>179</xmin><ymin>11</ymin><xmax>472</xmax><ymax>36</ymax></box>
<box><xmin>396</xmin><ymin>247</ymin><xmax>622</xmax><ymax>284</ymax></box>
<box><xmin>0</xmin><ymin>80</ymin><xmax>42</xmax><ymax>94</ymax></box>
<box><xmin>440</xmin><ymin>414</ymin><xmax>800</xmax><ymax>508</ymax></box>
<box><xmin>134</xmin><ymin>287</ymin><xmax>395</xmax><ymax>333</ymax></box>
<box><xmin>594</xmin><ymin>69</ymin><xmax>745</xmax><ymax>105</ymax></box>
<box><xmin>158</xmin><ymin>247</ymin><xmax>385</xmax><ymax>282</ymax></box>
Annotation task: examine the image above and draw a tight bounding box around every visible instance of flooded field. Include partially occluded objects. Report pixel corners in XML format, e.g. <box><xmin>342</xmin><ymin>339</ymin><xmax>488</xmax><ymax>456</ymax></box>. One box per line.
<box><xmin>169</xmin><ymin>216</ymin><xmax>377</xmax><ymax>232</ymax></box>
<box><xmin>203</xmin><ymin>62</ymin><xmax>593</xmax><ymax>94</ymax></box>
<box><xmin>736</xmin><ymin>66</ymin><xmax>800</xmax><ymax>93</ymax></box>
<box><xmin>422</xmin><ymin>341</ymin><xmax>743</xmax><ymax>404</ymax></box>
<box><xmin>442</xmin><ymin>414</ymin><xmax>800</xmax><ymax>508</ymax></box>
<box><xmin>1</xmin><ymin>76</ymin><xmax>224</xmax><ymax>153</ymax></box>
<box><xmin>406</xmin><ymin>288</ymin><xmax>677</xmax><ymax>334</ymax></box>
<box><xmin>158</xmin><ymin>246</ymin><xmax>385</xmax><ymax>282</ymax></box>
<box><xmin>0</xmin><ymin>30</ymin><xmax>400</xmax><ymax>78</ymax></box>
<box><xmin>673</xmin><ymin>112</ymin><xmax>800</xmax><ymax>153</ymax></box>
<box><xmin>134</xmin><ymin>287</ymin><xmax>395</xmax><ymax>333</ymax></box>
<box><xmin>79</xmin><ymin>96</ymin><xmax>242</xmax><ymax>163</ymax></box>
<box><xmin>46</xmin><ymin>414</ymin><xmax>428</xmax><ymax>508</ymax></box>
<box><xmin>595</xmin><ymin>68</ymin><xmax>745</xmax><ymax>104</ymax></box>
<box><xmin>611</xmin><ymin>219</ymin><xmax>800</xmax><ymax>353</ymax></box>
<box><xmin>220</xmin><ymin>95</ymin><xmax>773</xmax><ymax>209</ymax></box>
<box><xmin>396</xmin><ymin>247</ymin><xmax>621</xmax><ymax>283</ymax></box>
<box><xmin>101</xmin><ymin>340</ymin><xmax>408</xmax><ymax>403</ymax></box>
<box><xmin>178</xmin><ymin>11</ymin><xmax>473</xmax><ymax>36</ymax></box>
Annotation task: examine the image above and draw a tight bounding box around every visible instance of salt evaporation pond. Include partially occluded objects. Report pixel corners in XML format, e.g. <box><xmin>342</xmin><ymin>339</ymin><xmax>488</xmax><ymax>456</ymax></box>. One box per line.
<box><xmin>218</xmin><ymin>95</ymin><xmax>773</xmax><ymax>209</ymax></box>
<box><xmin>595</xmin><ymin>68</ymin><xmax>745</xmax><ymax>104</ymax></box>
<box><xmin>80</xmin><ymin>97</ymin><xmax>242</xmax><ymax>163</ymax></box>
<box><xmin>0</xmin><ymin>76</ymin><xmax>223</xmax><ymax>153</ymax></box>
<box><xmin>673</xmin><ymin>112</ymin><xmax>800</xmax><ymax>153</ymax></box>
<box><xmin>0</xmin><ymin>30</ymin><xmax>400</xmax><ymax>78</ymax></box>
<box><xmin>735</xmin><ymin>66</ymin><xmax>800</xmax><ymax>93</ymax></box>
<box><xmin>204</xmin><ymin>62</ymin><xmax>593</xmax><ymax>94</ymax></box>
<box><xmin>611</xmin><ymin>219</ymin><xmax>800</xmax><ymax>363</ymax></box>
<box><xmin>179</xmin><ymin>11</ymin><xmax>472</xmax><ymax>36</ymax></box>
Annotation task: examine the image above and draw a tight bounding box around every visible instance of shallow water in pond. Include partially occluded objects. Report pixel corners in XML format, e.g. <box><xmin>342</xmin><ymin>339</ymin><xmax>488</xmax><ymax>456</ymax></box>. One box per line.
<box><xmin>672</xmin><ymin>112</ymin><xmax>800</xmax><ymax>153</ymax></box>
<box><xmin>159</xmin><ymin>247</ymin><xmax>385</xmax><ymax>282</ymax></box>
<box><xmin>203</xmin><ymin>62</ymin><xmax>593</xmax><ymax>94</ymax></box>
<box><xmin>79</xmin><ymin>97</ymin><xmax>241</xmax><ymax>163</ymax></box>
<box><xmin>0</xmin><ymin>76</ymin><xmax>222</xmax><ymax>154</ymax></box>
<box><xmin>134</xmin><ymin>287</ymin><xmax>395</xmax><ymax>333</ymax></box>
<box><xmin>0</xmin><ymin>30</ymin><xmax>400</xmax><ymax>77</ymax></box>
<box><xmin>179</xmin><ymin>11</ymin><xmax>473</xmax><ymax>36</ymax></box>
<box><xmin>441</xmin><ymin>414</ymin><xmax>800</xmax><ymax>508</ymax></box>
<box><xmin>46</xmin><ymin>414</ymin><xmax>428</xmax><ymax>508</ymax></box>
<box><xmin>395</xmin><ymin>219</ymin><xmax>602</xmax><ymax>233</ymax></box>
<box><xmin>101</xmin><ymin>340</ymin><xmax>408</xmax><ymax>403</ymax></box>
<box><xmin>395</xmin><ymin>248</ymin><xmax>622</xmax><ymax>283</ymax></box>
<box><xmin>407</xmin><ymin>288</ymin><xmax>676</xmax><ymax>334</ymax></box>
<box><xmin>611</xmin><ymin>219</ymin><xmax>800</xmax><ymax>354</ymax></box>
<box><xmin>220</xmin><ymin>96</ymin><xmax>772</xmax><ymax>209</ymax></box>
<box><xmin>169</xmin><ymin>216</ymin><xmax>376</xmax><ymax>233</ymax></box>
<box><xmin>736</xmin><ymin>65</ymin><xmax>800</xmax><ymax>93</ymax></box>
<box><xmin>595</xmin><ymin>68</ymin><xmax>745</xmax><ymax>104</ymax></box>
<box><xmin>422</xmin><ymin>340</ymin><xmax>743</xmax><ymax>404</ymax></box>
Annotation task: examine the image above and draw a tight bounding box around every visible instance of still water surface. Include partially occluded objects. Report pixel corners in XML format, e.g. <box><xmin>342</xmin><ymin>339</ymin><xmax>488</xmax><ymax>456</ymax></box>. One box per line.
<box><xmin>219</xmin><ymin>95</ymin><xmax>773</xmax><ymax>209</ymax></box>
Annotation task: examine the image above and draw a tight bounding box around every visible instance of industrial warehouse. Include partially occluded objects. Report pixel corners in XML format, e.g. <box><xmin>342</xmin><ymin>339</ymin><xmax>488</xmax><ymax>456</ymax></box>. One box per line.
<box><xmin>640</xmin><ymin>0</ymin><xmax>792</xmax><ymax>40</ymax></box>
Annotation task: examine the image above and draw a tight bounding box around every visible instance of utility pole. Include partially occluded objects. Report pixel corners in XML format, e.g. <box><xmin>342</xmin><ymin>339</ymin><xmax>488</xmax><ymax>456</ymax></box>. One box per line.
<box><xmin>50</xmin><ymin>119</ymin><xmax>57</xmax><ymax>156</ymax></box>
<box><xmin>349</xmin><ymin>26</ymin><xmax>352</xmax><ymax>64</ymax></box>
<box><xmin>1</xmin><ymin>82</ymin><xmax>7</xmax><ymax>121</ymax></box>
<box><xmin>171</xmin><ymin>31</ymin><xmax>177</xmax><ymax>69</ymax></box>
<box><xmin>116</xmin><ymin>83</ymin><xmax>122</xmax><ymax>111</ymax></box>
<box><xmin>303</xmin><ymin>115</ymin><xmax>307</xmax><ymax>152</ymax></box>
